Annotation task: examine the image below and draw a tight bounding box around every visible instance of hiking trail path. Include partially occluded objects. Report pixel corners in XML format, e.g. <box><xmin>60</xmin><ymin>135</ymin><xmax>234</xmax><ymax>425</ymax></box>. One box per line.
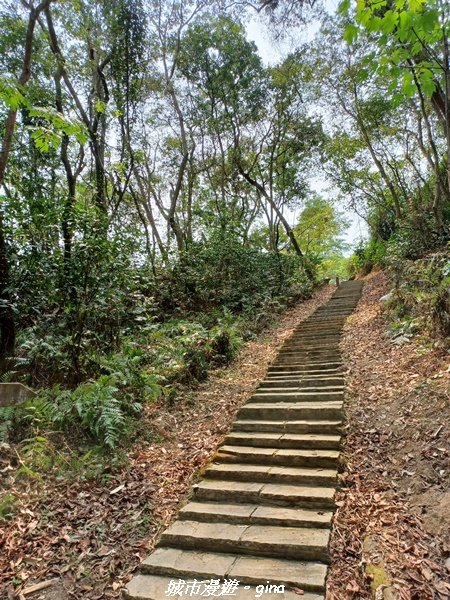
<box><xmin>125</xmin><ymin>281</ymin><xmax>363</xmax><ymax>600</ymax></box>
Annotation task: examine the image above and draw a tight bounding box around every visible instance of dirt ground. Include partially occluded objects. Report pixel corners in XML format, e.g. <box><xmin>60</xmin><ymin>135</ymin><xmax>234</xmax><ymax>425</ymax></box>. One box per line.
<box><xmin>327</xmin><ymin>271</ymin><xmax>450</xmax><ymax>600</ymax></box>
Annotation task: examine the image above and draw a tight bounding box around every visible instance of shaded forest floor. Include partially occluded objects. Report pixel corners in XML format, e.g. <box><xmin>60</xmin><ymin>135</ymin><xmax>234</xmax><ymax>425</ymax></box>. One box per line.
<box><xmin>328</xmin><ymin>271</ymin><xmax>450</xmax><ymax>600</ymax></box>
<box><xmin>0</xmin><ymin>285</ymin><xmax>334</xmax><ymax>600</ymax></box>
<box><xmin>3</xmin><ymin>274</ymin><xmax>450</xmax><ymax>600</ymax></box>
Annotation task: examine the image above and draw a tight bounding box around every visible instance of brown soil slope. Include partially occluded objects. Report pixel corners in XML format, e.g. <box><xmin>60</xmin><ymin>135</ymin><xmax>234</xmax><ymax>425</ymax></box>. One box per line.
<box><xmin>327</xmin><ymin>271</ymin><xmax>450</xmax><ymax>600</ymax></box>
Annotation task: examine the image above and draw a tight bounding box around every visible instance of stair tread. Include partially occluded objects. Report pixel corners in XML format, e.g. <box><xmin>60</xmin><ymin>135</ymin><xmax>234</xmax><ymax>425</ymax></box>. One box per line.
<box><xmin>124</xmin><ymin>575</ymin><xmax>324</xmax><ymax>600</ymax></box>
<box><xmin>206</xmin><ymin>462</ymin><xmax>337</xmax><ymax>478</ymax></box>
<box><xmin>159</xmin><ymin>520</ymin><xmax>330</xmax><ymax>562</ymax></box>
<box><xmin>257</xmin><ymin>385</ymin><xmax>344</xmax><ymax>391</ymax></box>
<box><xmin>179</xmin><ymin>501</ymin><xmax>333</xmax><ymax>527</ymax></box>
<box><xmin>240</xmin><ymin>401</ymin><xmax>343</xmax><ymax>409</ymax></box>
<box><xmin>225</xmin><ymin>432</ymin><xmax>341</xmax><ymax>442</ymax></box>
<box><xmin>218</xmin><ymin>445</ymin><xmax>340</xmax><ymax>458</ymax></box>
<box><xmin>252</xmin><ymin>390</ymin><xmax>344</xmax><ymax>397</ymax></box>
<box><xmin>223</xmin><ymin>433</ymin><xmax>341</xmax><ymax>450</ymax></box>
<box><xmin>195</xmin><ymin>479</ymin><xmax>336</xmax><ymax>500</ymax></box>
<box><xmin>233</xmin><ymin>419</ymin><xmax>342</xmax><ymax>427</ymax></box>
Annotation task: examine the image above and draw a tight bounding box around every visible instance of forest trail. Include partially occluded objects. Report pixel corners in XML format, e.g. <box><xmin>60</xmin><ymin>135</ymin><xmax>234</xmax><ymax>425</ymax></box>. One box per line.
<box><xmin>124</xmin><ymin>281</ymin><xmax>363</xmax><ymax>600</ymax></box>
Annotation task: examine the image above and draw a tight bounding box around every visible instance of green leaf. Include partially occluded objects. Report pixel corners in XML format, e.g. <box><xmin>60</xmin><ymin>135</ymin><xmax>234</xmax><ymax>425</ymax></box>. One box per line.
<box><xmin>418</xmin><ymin>69</ymin><xmax>436</xmax><ymax>96</ymax></box>
<box><xmin>410</xmin><ymin>40</ymin><xmax>423</xmax><ymax>55</ymax></box>
<box><xmin>399</xmin><ymin>10</ymin><xmax>413</xmax><ymax>31</ymax></box>
<box><xmin>401</xmin><ymin>71</ymin><xmax>416</xmax><ymax>97</ymax></box>
<box><xmin>28</xmin><ymin>106</ymin><xmax>88</xmax><ymax>145</ymax></box>
<box><xmin>95</xmin><ymin>100</ymin><xmax>107</xmax><ymax>114</ymax></box>
<box><xmin>357</xmin><ymin>68</ymin><xmax>369</xmax><ymax>82</ymax></box>
<box><xmin>0</xmin><ymin>77</ymin><xmax>27</xmax><ymax>111</ymax></box>
<box><xmin>367</xmin><ymin>16</ymin><xmax>383</xmax><ymax>32</ymax></box>
<box><xmin>420</xmin><ymin>9</ymin><xmax>439</xmax><ymax>33</ymax></box>
<box><xmin>357</xmin><ymin>7</ymin><xmax>373</xmax><ymax>27</ymax></box>
<box><xmin>408</xmin><ymin>0</ymin><xmax>426</xmax><ymax>11</ymax></box>
<box><xmin>30</xmin><ymin>127</ymin><xmax>61</xmax><ymax>152</ymax></box>
<box><xmin>338</xmin><ymin>0</ymin><xmax>351</xmax><ymax>15</ymax></box>
<box><xmin>381</xmin><ymin>11</ymin><xmax>399</xmax><ymax>34</ymax></box>
<box><xmin>343</xmin><ymin>24</ymin><xmax>359</xmax><ymax>44</ymax></box>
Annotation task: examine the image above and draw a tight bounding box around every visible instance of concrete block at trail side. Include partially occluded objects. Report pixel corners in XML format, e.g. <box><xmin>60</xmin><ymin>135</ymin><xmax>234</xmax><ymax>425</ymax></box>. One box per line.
<box><xmin>0</xmin><ymin>383</ymin><xmax>36</xmax><ymax>407</ymax></box>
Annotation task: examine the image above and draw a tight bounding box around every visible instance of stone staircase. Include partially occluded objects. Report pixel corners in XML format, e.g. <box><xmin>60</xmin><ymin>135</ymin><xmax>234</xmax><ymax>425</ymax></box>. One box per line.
<box><xmin>124</xmin><ymin>281</ymin><xmax>363</xmax><ymax>600</ymax></box>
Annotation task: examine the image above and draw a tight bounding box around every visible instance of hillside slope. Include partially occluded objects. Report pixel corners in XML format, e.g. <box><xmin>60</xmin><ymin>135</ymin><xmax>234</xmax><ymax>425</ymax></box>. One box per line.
<box><xmin>327</xmin><ymin>271</ymin><xmax>450</xmax><ymax>599</ymax></box>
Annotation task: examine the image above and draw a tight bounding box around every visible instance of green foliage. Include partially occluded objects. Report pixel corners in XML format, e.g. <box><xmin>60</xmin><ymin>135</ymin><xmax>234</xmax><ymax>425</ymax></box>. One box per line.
<box><xmin>294</xmin><ymin>196</ymin><xmax>349</xmax><ymax>278</ymax></box>
<box><xmin>387</xmin><ymin>315</ymin><xmax>421</xmax><ymax>344</ymax></box>
<box><xmin>0</xmin><ymin>76</ymin><xmax>25</xmax><ymax>110</ymax></box>
<box><xmin>161</xmin><ymin>237</ymin><xmax>312</xmax><ymax>317</ymax></box>
<box><xmin>178</xmin><ymin>14</ymin><xmax>265</xmax><ymax>129</ymax></box>
<box><xmin>37</xmin><ymin>378</ymin><xmax>127</xmax><ymax>449</ymax></box>
<box><xmin>386</xmin><ymin>250</ymin><xmax>450</xmax><ymax>341</ymax></box>
<box><xmin>347</xmin><ymin>0</ymin><xmax>445</xmax><ymax>95</ymax></box>
<box><xmin>346</xmin><ymin>239</ymin><xmax>387</xmax><ymax>276</ymax></box>
<box><xmin>25</xmin><ymin>347</ymin><xmax>162</xmax><ymax>448</ymax></box>
<box><xmin>146</xmin><ymin>314</ymin><xmax>243</xmax><ymax>387</ymax></box>
<box><xmin>0</xmin><ymin>406</ymin><xmax>15</xmax><ymax>443</ymax></box>
<box><xmin>0</xmin><ymin>493</ymin><xmax>16</xmax><ymax>522</ymax></box>
<box><xmin>28</xmin><ymin>107</ymin><xmax>88</xmax><ymax>150</ymax></box>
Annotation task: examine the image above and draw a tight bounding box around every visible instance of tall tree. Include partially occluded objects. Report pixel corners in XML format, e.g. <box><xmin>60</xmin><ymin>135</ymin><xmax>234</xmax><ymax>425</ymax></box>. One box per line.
<box><xmin>0</xmin><ymin>0</ymin><xmax>54</xmax><ymax>361</ymax></box>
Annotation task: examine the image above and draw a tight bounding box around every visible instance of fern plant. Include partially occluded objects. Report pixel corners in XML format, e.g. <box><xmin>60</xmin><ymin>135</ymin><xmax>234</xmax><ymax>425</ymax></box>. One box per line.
<box><xmin>0</xmin><ymin>406</ymin><xmax>16</xmax><ymax>443</ymax></box>
<box><xmin>50</xmin><ymin>376</ymin><xmax>125</xmax><ymax>448</ymax></box>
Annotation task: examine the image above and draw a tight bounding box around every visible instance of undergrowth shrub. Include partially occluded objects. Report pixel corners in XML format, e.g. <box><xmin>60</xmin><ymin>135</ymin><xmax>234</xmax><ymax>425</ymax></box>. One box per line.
<box><xmin>3</xmin><ymin>233</ymin><xmax>314</xmax><ymax>455</ymax></box>
<box><xmin>157</xmin><ymin>239</ymin><xmax>312</xmax><ymax>316</ymax></box>
<box><xmin>386</xmin><ymin>249</ymin><xmax>450</xmax><ymax>342</ymax></box>
<box><xmin>346</xmin><ymin>239</ymin><xmax>387</xmax><ymax>277</ymax></box>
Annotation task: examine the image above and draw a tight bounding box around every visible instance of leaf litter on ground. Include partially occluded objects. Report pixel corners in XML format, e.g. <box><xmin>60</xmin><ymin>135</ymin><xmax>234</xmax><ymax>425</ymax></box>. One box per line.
<box><xmin>327</xmin><ymin>271</ymin><xmax>450</xmax><ymax>600</ymax></box>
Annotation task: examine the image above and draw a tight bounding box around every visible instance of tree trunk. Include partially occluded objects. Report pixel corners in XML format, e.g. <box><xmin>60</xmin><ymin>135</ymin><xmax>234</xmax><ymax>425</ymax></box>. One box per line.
<box><xmin>237</xmin><ymin>165</ymin><xmax>304</xmax><ymax>258</ymax></box>
<box><xmin>0</xmin><ymin>214</ymin><xmax>15</xmax><ymax>361</ymax></box>
<box><xmin>0</xmin><ymin>0</ymin><xmax>54</xmax><ymax>361</ymax></box>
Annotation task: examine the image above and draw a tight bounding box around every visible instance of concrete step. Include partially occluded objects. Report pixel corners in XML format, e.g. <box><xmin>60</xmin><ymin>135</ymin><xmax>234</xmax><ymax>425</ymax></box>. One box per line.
<box><xmin>179</xmin><ymin>501</ymin><xmax>334</xmax><ymax>528</ymax></box>
<box><xmin>193</xmin><ymin>479</ymin><xmax>336</xmax><ymax>509</ymax></box>
<box><xmin>281</xmin><ymin>340</ymin><xmax>341</xmax><ymax>346</ymax></box>
<box><xmin>266</xmin><ymin>368</ymin><xmax>343</xmax><ymax>378</ymax></box>
<box><xmin>232</xmin><ymin>419</ymin><xmax>343</xmax><ymax>434</ymax></box>
<box><xmin>159</xmin><ymin>520</ymin><xmax>331</xmax><ymax>562</ymax></box>
<box><xmin>249</xmin><ymin>390</ymin><xmax>344</xmax><ymax>402</ymax></box>
<box><xmin>258</xmin><ymin>378</ymin><xmax>344</xmax><ymax>388</ymax></box>
<box><xmin>141</xmin><ymin>547</ymin><xmax>328</xmax><ymax>592</ymax></box>
<box><xmin>292</xmin><ymin>326</ymin><xmax>343</xmax><ymax>333</ymax></box>
<box><xmin>276</xmin><ymin>353</ymin><xmax>341</xmax><ymax>362</ymax></box>
<box><xmin>279</xmin><ymin>345</ymin><xmax>341</xmax><ymax>352</ymax></box>
<box><xmin>123</xmin><ymin>575</ymin><xmax>324</xmax><ymax>600</ymax></box>
<box><xmin>279</xmin><ymin>344</ymin><xmax>340</xmax><ymax>356</ymax></box>
<box><xmin>257</xmin><ymin>386</ymin><xmax>344</xmax><ymax>395</ymax></box>
<box><xmin>268</xmin><ymin>363</ymin><xmax>342</xmax><ymax>373</ymax></box>
<box><xmin>300</xmin><ymin>314</ymin><xmax>346</xmax><ymax>319</ymax></box>
<box><xmin>205</xmin><ymin>462</ymin><xmax>338</xmax><ymax>486</ymax></box>
<box><xmin>285</xmin><ymin>332</ymin><xmax>341</xmax><ymax>344</ymax></box>
<box><xmin>291</xmin><ymin>325</ymin><xmax>342</xmax><ymax>329</ymax></box>
<box><xmin>279</xmin><ymin>344</ymin><xmax>341</xmax><ymax>351</ymax></box>
<box><xmin>237</xmin><ymin>401</ymin><xmax>343</xmax><ymax>421</ymax></box>
<box><xmin>273</xmin><ymin>355</ymin><xmax>341</xmax><ymax>363</ymax></box>
<box><xmin>215</xmin><ymin>445</ymin><xmax>340</xmax><ymax>468</ymax></box>
<box><xmin>223</xmin><ymin>431</ymin><xmax>341</xmax><ymax>450</ymax></box>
